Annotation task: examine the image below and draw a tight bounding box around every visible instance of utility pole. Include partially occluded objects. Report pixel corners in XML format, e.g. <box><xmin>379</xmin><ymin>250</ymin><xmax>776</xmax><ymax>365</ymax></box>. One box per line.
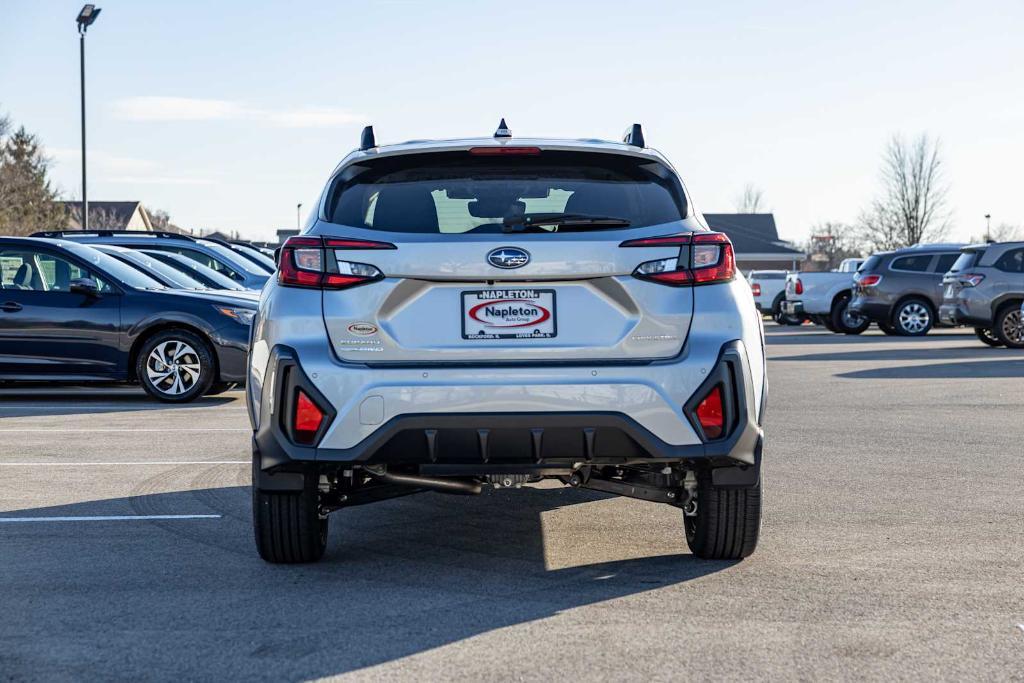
<box><xmin>297</xmin><ymin>203</ymin><xmax>302</xmax><ymax>231</ymax></box>
<box><xmin>985</xmin><ymin>214</ymin><xmax>991</xmax><ymax>242</ymax></box>
<box><xmin>76</xmin><ymin>5</ymin><xmax>101</xmax><ymax>231</ymax></box>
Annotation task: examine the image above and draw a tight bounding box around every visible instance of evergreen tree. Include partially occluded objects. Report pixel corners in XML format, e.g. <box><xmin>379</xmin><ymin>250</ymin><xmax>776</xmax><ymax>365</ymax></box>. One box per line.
<box><xmin>0</xmin><ymin>124</ymin><xmax>65</xmax><ymax>236</ymax></box>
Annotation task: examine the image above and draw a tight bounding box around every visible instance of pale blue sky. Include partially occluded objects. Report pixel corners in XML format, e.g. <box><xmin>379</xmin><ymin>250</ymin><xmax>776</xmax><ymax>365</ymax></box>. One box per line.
<box><xmin>2</xmin><ymin>0</ymin><xmax>1022</xmax><ymax>242</ymax></box>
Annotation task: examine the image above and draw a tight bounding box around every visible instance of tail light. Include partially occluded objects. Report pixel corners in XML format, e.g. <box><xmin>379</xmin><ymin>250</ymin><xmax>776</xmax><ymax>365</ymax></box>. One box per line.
<box><xmin>857</xmin><ymin>274</ymin><xmax>883</xmax><ymax>287</ymax></box>
<box><xmin>794</xmin><ymin>278</ymin><xmax>804</xmax><ymax>295</ymax></box>
<box><xmin>278</xmin><ymin>235</ymin><xmax>393</xmax><ymax>290</ymax></box>
<box><xmin>957</xmin><ymin>273</ymin><xmax>985</xmax><ymax>287</ymax></box>
<box><xmin>695</xmin><ymin>386</ymin><xmax>725</xmax><ymax>439</ymax></box>
<box><xmin>621</xmin><ymin>232</ymin><xmax>735</xmax><ymax>286</ymax></box>
<box><xmin>751</xmin><ymin>283</ymin><xmax>761</xmax><ymax>296</ymax></box>
<box><xmin>293</xmin><ymin>389</ymin><xmax>324</xmax><ymax>445</ymax></box>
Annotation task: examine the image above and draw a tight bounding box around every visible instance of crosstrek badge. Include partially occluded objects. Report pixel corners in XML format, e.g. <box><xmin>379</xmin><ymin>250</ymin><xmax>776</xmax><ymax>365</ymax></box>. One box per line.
<box><xmin>461</xmin><ymin>289</ymin><xmax>557</xmax><ymax>340</ymax></box>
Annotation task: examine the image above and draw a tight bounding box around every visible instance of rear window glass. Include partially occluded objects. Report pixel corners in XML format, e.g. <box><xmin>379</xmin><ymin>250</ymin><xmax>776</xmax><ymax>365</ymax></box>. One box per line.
<box><xmin>858</xmin><ymin>255</ymin><xmax>882</xmax><ymax>272</ymax></box>
<box><xmin>890</xmin><ymin>254</ymin><xmax>933</xmax><ymax>272</ymax></box>
<box><xmin>934</xmin><ymin>253</ymin><xmax>959</xmax><ymax>273</ymax></box>
<box><xmin>950</xmin><ymin>250</ymin><xmax>982</xmax><ymax>273</ymax></box>
<box><xmin>326</xmin><ymin>150</ymin><xmax>688</xmax><ymax>234</ymax></box>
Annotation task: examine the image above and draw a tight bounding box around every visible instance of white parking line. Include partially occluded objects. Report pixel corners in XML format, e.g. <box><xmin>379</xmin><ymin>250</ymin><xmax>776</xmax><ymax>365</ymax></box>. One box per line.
<box><xmin>0</xmin><ymin>515</ymin><xmax>222</xmax><ymax>523</ymax></box>
<box><xmin>0</xmin><ymin>461</ymin><xmax>249</xmax><ymax>466</ymax></box>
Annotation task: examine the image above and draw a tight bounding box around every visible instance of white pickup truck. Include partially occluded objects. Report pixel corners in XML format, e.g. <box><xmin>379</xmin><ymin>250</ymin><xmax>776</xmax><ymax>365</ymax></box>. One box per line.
<box><xmin>782</xmin><ymin>258</ymin><xmax>869</xmax><ymax>334</ymax></box>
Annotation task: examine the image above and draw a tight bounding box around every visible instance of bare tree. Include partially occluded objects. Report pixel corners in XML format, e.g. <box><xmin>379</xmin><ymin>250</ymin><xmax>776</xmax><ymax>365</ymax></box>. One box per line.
<box><xmin>65</xmin><ymin>204</ymin><xmax>123</xmax><ymax>230</ymax></box>
<box><xmin>967</xmin><ymin>222</ymin><xmax>1023</xmax><ymax>244</ymax></box>
<box><xmin>800</xmin><ymin>221</ymin><xmax>865</xmax><ymax>271</ymax></box>
<box><xmin>735</xmin><ymin>183</ymin><xmax>766</xmax><ymax>213</ymax></box>
<box><xmin>858</xmin><ymin>134</ymin><xmax>950</xmax><ymax>251</ymax></box>
<box><xmin>149</xmin><ymin>208</ymin><xmax>171</xmax><ymax>230</ymax></box>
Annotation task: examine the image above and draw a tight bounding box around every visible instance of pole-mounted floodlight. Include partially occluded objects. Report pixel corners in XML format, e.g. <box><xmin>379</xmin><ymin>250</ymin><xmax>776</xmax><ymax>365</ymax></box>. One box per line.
<box><xmin>76</xmin><ymin>5</ymin><xmax>100</xmax><ymax>231</ymax></box>
<box><xmin>77</xmin><ymin>4</ymin><xmax>101</xmax><ymax>33</ymax></box>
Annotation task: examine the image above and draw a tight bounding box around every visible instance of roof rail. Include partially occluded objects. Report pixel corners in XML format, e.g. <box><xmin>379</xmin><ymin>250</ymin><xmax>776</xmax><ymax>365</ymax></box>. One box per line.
<box><xmin>30</xmin><ymin>229</ymin><xmax>196</xmax><ymax>241</ymax></box>
<box><xmin>622</xmin><ymin>123</ymin><xmax>645</xmax><ymax>148</ymax></box>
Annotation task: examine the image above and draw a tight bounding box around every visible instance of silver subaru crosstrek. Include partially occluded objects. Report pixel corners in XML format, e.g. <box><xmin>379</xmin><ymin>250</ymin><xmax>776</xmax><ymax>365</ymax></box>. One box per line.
<box><xmin>247</xmin><ymin>123</ymin><xmax>767</xmax><ymax>563</ymax></box>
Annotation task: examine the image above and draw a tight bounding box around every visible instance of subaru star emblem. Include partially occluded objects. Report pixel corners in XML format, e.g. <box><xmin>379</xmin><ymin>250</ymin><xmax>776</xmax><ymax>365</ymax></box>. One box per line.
<box><xmin>487</xmin><ymin>247</ymin><xmax>530</xmax><ymax>269</ymax></box>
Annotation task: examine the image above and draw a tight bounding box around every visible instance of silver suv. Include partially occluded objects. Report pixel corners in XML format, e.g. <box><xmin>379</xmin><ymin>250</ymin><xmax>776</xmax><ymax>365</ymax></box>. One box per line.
<box><xmin>248</xmin><ymin>123</ymin><xmax>767</xmax><ymax>563</ymax></box>
<box><xmin>939</xmin><ymin>242</ymin><xmax>1024</xmax><ymax>347</ymax></box>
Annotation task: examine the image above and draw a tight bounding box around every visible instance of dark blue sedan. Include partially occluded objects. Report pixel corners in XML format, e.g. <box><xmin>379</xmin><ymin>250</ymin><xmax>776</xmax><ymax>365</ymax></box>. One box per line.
<box><xmin>0</xmin><ymin>237</ymin><xmax>257</xmax><ymax>402</ymax></box>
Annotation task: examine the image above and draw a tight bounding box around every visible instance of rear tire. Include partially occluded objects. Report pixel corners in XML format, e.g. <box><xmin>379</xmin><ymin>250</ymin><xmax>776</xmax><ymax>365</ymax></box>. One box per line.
<box><xmin>821</xmin><ymin>316</ymin><xmax>839</xmax><ymax>333</ymax></box>
<box><xmin>994</xmin><ymin>305</ymin><xmax>1024</xmax><ymax>348</ymax></box>
<box><xmin>831</xmin><ymin>295</ymin><xmax>870</xmax><ymax>335</ymax></box>
<box><xmin>253</xmin><ymin>460</ymin><xmax>328</xmax><ymax>564</ymax></box>
<box><xmin>892</xmin><ymin>299</ymin><xmax>934</xmax><ymax>336</ymax></box>
<box><xmin>684</xmin><ymin>476</ymin><xmax>761</xmax><ymax>560</ymax></box>
<box><xmin>878</xmin><ymin>322</ymin><xmax>900</xmax><ymax>336</ymax></box>
<box><xmin>974</xmin><ymin>327</ymin><xmax>1004</xmax><ymax>347</ymax></box>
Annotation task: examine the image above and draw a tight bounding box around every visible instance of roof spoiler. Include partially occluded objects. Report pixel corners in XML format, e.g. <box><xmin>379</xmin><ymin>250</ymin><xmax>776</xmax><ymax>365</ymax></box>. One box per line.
<box><xmin>31</xmin><ymin>229</ymin><xmax>196</xmax><ymax>241</ymax></box>
<box><xmin>622</xmin><ymin>123</ymin><xmax>645</xmax><ymax>148</ymax></box>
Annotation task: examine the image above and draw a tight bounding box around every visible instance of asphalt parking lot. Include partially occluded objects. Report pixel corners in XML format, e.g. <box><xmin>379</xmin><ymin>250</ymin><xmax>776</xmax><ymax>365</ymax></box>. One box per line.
<box><xmin>1</xmin><ymin>324</ymin><xmax>1023</xmax><ymax>681</ymax></box>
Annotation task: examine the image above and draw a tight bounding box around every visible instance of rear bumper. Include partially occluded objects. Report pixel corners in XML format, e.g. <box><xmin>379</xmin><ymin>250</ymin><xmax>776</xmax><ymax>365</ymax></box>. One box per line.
<box><xmin>848</xmin><ymin>298</ymin><xmax>889</xmax><ymax>322</ymax></box>
<box><xmin>252</xmin><ymin>341</ymin><xmax>764</xmax><ymax>481</ymax></box>
<box><xmin>781</xmin><ymin>300</ymin><xmax>803</xmax><ymax>316</ymax></box>
<box><xmin>938</xmin><ymin>303</ymin><xmax>989</xmax><ymax>327</ymax></box>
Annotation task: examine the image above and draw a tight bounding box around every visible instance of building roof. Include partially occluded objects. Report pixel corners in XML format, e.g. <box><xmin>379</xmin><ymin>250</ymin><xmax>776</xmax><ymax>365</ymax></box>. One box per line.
<box><xmin>61</xmin><ymin>201</ymin><xmax>151</xmax><ymax>230</ymax></box>
<box><xmin>703</xmin><ymin>213</ymin><xmax>805</xmax><ymax>259</ymax></box>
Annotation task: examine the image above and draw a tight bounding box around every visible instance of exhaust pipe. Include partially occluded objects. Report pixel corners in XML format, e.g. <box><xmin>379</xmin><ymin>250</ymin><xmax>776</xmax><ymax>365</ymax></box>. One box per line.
<box><xmin>368</xmin><ymin>469</ymin><xmax>482</xmax><ymax>495</ymax></box>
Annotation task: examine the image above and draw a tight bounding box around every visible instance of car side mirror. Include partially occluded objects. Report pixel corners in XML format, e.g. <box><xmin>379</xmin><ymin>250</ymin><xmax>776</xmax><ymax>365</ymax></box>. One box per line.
<box><xmin>70</xmin><ymin>277</ymin><xmax>100</xmax><ymax>297</ymax></box>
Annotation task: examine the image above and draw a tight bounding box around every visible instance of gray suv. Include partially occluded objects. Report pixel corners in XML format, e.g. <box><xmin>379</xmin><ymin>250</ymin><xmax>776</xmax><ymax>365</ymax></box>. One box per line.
<box><xmin>850</xmin><ymin>244</ymin><xmax>964</xmax><ymax>336</ymax></box>
<box><xmin>248</xmin><ymin>124</ymin><xmax>767</xmax><ymax>564</ymax></box>
<box><xmin>939</xmin><ymin>242</ymin><xmax>1024</xmax><ymax>347</ymax></box>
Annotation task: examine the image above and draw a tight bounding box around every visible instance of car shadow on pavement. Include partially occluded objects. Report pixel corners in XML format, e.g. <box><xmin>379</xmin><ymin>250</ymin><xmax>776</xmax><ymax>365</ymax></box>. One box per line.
<box><xmin>836</xmin><ymin>358</ymin><xmax>1024</xmax><ymax>379</ymax></box>
<box><xmin>771</xmin><ymin>346</ymin><xmax>1020</xmax><ymax>363</ymax></box>
<box><xmin>763</xmin><ymin>329</ymin><xmax>975</xmax><ymax>347</ymax></box>
<box><xmin>0</xmin><ymin>388</ymin><xmax>239</xmax><ymax>419</ymax></box>
<box><xmin>0</xmin><ymin>484</ymin><xmax>732</xmax><ymax>680</ymax></box>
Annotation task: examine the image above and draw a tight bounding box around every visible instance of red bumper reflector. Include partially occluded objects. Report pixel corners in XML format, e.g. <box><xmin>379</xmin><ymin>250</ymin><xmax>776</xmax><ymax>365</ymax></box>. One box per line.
<box><xmin>696</xmin><ymin>386</ymin><xmax>724</xmax><ymax>439</ymax></box>
<box><xmin>294</xmin><ymin>390</ymin><xmax>324</xmax><ymax>444</ymax></box>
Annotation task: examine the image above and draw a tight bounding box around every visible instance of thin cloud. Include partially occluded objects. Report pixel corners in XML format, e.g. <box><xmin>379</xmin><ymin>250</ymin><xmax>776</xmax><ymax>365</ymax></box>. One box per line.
<box><xmin>112</xmin><ymin>96</ymin><xmax>362</xmax><ymax>128</ymax></box>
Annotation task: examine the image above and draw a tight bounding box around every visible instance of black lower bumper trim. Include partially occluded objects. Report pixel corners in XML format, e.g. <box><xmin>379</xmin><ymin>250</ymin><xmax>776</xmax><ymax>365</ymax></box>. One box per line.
<box><xmin>254</xmin><ymin>342</ymin><xmax>763</xmax><ymax>479</ymax></box>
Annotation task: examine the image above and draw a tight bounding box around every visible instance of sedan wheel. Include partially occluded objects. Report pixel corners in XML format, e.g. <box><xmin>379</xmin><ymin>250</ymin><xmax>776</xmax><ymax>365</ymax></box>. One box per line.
<box><xmin>136</xmin><ymin>329</ymin><xmax>215</xmax><ymax>402</ymax></box>
<box><xmin>147</xmin><ymin>341</ymin><xmax>202</xmax><ymax>396</ymax></box>
<box><xmin>894</xmin><ymin>300</ymin><xmax>933</xmax><ymax>336</ymax></box>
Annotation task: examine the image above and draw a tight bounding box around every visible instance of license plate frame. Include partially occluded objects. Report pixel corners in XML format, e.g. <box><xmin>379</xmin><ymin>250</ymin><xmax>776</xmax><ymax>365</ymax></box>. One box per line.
<box><xmin>461</xmin><ymin>288</ymin><xmax>557</xmax><ymax>340</ymax></box>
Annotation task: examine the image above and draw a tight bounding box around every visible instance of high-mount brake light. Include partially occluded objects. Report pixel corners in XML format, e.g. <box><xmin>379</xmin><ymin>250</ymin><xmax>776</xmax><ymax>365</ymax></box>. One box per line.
<box><xmin>278</xmin><ymin>236</ymin><xmax>392</xmax><ymax>290</ymax></box>
<box><xmin>858</xmin><ymin>274</ymin><xmax>883</xmax><ymax>287</ymax></box>
<box><xmin>957</xmin><ymin>273</ymin><xmax>985</xmax><ymax>287</ymax></box>
<box><xmin>293</xmin><ymin>389</ymin><xmax>324</xmax><ymax>445</ymax></box>
<box><xmin>468</xmin><ymin>146</ymin><xmax>542</xmax><ymax>156</ymax></box>
<box><xmin>695</xmin><ymin>385</ymin><xmax>725</xmax><ymax>440</ymax></box>
<box><xmin>622</xmin><ymin>232</ymin><xmax>735</xmax><ymax>286</ymax></box>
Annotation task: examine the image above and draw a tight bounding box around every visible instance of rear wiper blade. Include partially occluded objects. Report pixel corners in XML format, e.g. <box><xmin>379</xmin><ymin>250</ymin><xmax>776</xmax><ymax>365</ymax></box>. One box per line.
<box><xmin>502</xmin><ymin>213</ymin><xmax>631</xmax><ymax>233</ymax></box>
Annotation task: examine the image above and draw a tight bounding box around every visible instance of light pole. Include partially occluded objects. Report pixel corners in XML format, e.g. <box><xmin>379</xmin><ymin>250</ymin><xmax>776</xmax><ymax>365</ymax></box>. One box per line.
<box><xmin>985</xmin><ymin>214</ymin><xmax>991</xmax><ymax>242</ymax></box>
<box><xmin>76</xmin><ymin>4</ymin><xmax>101</xmax><ymax>231</ymax></box>
<box><xmin>296</xmin><ymin>203</ymin><xmax>302</xmax><ymax>231</ymax></box>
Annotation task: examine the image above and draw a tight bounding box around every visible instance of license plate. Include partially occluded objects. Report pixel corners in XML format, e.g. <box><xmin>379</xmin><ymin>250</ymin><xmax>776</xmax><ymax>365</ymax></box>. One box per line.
<box><xmin>461</xmin><ymin>289</ymin><xmax>556</xmax><ymax>340</ymax></box>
